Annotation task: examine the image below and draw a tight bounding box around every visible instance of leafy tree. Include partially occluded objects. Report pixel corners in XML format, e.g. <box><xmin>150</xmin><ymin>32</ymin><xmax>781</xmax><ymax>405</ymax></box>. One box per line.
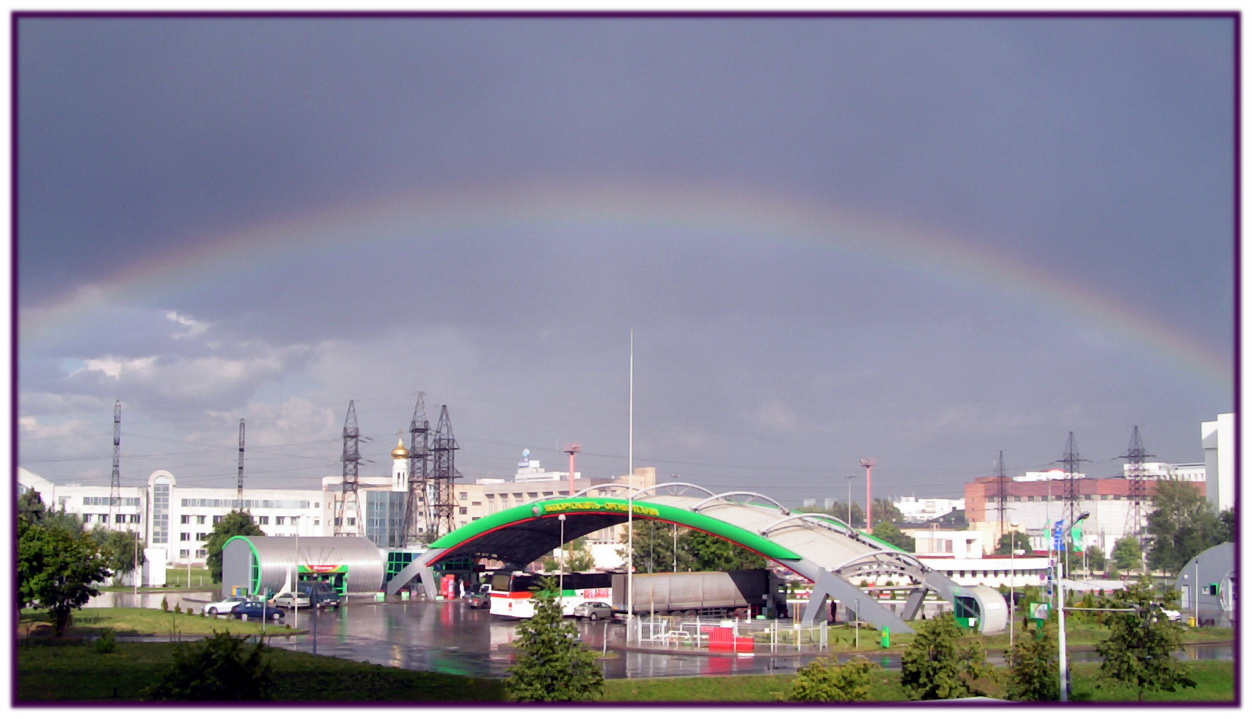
<box><xmin>91</xmin><ymin>527</ymin><xmax>145</xmax><ymax>586</ymax></box>
<box><xmin>18</xmin><ymin>489</ymin><xmax>48</xmax><ymax>524</ymax></box>
<box><xmin>899</xmin><ymin>616</ymin><xmax>991</xmax><ymax>700</ymax></box>
<box><xmin>543</xmin><ymin>539</ymin><xmax>595</xmax><ymax>574</ymax></box>
<box><xmin>1095</xmin><ymin>579</ymin><xmax>1194</xmax><ymax>702</ymax></box>
<box><xmin>870</xmin><ymin>497</ymin><xmax>904</xmax><ymax>526</ymax></box>
<box><xmin>872</xmin><ymin>520</ymin><xmax>915</xmax><ymax>552</ymax></box>
<box><xmin>1112</xmin><ymin>536</ymin><xmax>1144</xmax><ymax>574</ymax></box>
<box><xmin>144</xmin><ymin>631</ymin><xmax>275</xmax><ymax>701</ymax></box>
<box><xmin>1084</xmin><ymin>544</ymin><xmax>1107</xmax><ymax>573</ymax></box>
<box><xmin>788</xmin><ymin>656</ymin><xmax>874</xmax><ymax>702</ymax></box>
<box><xmin>1145</xmin><ymin>478</ymin><xmax>1225</xmax><ymax>574</ymax></box>
<box><xmin>682</xmin><ymin>530</ymin><xmax>766</xmax><ymax>571</ymax></box>
<box><xmin>619</xmin><ymin>522</ymin><xmax>765</xmax><ymax>573</ymax></box>
<box><xmin>203</xmin><ymin>510</ymin><xmax>265</xmax><ymax>583</ymax></box>
<box><xmin>19</xmin><ymin>489</ymin><xmax>87</xmax><ymax>537</ymax></box>
<box><xmin>1005</xmin><ymin>624</ymin><xmax>1059</xmax><ymax>701</ymax></box>
<box><xmin>566</xmin><ymin>538</ymin><xmax>596</xmax><ymax>572</ymax></box>
<box><xmin>618</xmin><ymin>519</ymin><xmax>681</xmax><ymax>572</ymax></box>
<box><xmin>18</xmin><ymin>517</ymin><xmax>110</xmax><ymax>635</ymax></box>
<box><xmin>504</xmin><ymin>576</ymin><xmax>604</xmax><ymax>701</ymax></box>
<box><xmin>995</xmin><ymin>530</ymin><xmax>1032</xmax><ymax>556</ymax></box>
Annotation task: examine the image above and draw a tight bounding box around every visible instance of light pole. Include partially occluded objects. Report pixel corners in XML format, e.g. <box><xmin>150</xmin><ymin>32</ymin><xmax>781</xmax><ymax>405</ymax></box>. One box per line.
<box><xmin>1058</xmin><ymin>510</ymin><xmax>1089</xmax><ymax>702</ymax></box>
<box><xmin>558</xmin><ymin>514</ymin><xmax>566</xmax><ymax>602</ymax></box>
<box><xmin>670</xmin><ymin>475</ymin><xmax>680</xmax><ymax>573</ymax></box>
<box><xmin>1009</xmin><ymin>532</ymin><xmax>1015</xmax><ymax>651</ymax></box>
<box><xmin>627</xmin><ymin>490</ymin><xmax>634</xmax><ymax>645</ymax></box>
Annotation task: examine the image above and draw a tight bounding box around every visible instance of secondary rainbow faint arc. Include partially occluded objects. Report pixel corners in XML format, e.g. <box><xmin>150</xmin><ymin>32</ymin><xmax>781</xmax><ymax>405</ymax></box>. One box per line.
<box><xmin>18</xmin><ymin>180</ymin><xmax>1232</xmax><ymax>389</ymax></box>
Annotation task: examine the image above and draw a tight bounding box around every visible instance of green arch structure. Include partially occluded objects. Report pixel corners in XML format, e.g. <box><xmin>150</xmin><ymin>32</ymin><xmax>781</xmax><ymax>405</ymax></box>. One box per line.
<box><xmin>386</xmin><ymin>487</ymin><xmax>1004</xmax><ymax>634</ymax></box>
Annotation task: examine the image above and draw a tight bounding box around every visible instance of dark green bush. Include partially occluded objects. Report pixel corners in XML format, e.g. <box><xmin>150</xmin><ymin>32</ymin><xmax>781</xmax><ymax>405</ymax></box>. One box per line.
<box><xmin>144</xmin><ymin>630</ymin><xmax>275</xmax><ymax>701</ymax></box>
<box><xmin>93</xmin><ymin>628</ymin><xmax>117</xmax><ymax>654</ymax></box>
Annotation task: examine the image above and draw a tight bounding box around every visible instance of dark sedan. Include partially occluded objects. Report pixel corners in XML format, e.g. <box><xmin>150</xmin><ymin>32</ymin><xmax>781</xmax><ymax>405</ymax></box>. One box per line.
<box><xmin>228</xmin><ymin>601</ymin><xmax>286</xmax><ymax>622</ymax></box>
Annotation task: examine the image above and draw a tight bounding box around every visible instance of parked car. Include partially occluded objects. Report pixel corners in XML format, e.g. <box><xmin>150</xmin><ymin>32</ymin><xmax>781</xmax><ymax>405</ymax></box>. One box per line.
<box><xmin>465</xmin><ymin>591</ymin><xmax>490</xmax><ymax>609</ymax></box>
<box><xmin>297</xmin><ymin>580</ymin><xmax>342</xmax><ymax>609</ymax></box>
<box><xmin>201</xmin><ymin>596</ymin><xmax>247</xmax><ymax>618</ymax></box>
<box><xmin>572</xmin><ymin>601</ymin><xmax>614</xmax><ymax>621</ymax></box>
<box><xmin>228</xmin><ymin>601</ymin><xmax>286</xmax><ymax>622</ymax></box>
<box><xmin>271</xmin><ymin>591</ymin><xmax>311</xmax><ymax>610</ymax></box>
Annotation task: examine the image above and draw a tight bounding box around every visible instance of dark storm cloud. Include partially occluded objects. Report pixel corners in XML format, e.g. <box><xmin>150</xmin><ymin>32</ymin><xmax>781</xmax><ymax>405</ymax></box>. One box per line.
<box><xmin>15</xmin><ymin>14</ymin><xmax>1235</xmax><ymax>504</ymax></box>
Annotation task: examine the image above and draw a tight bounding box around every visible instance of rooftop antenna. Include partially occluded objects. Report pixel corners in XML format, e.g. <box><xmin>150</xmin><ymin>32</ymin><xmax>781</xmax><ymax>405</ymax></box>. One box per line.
<box><xmin>860</xmin><ymin>458</ymin><xmax>876</xmax><ymax>532</ymax></box>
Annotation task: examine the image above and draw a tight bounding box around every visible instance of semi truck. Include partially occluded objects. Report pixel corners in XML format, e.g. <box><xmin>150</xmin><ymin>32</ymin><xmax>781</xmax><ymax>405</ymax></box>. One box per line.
<box><xmin>610</xmin><ymin>569</ymin><xmax>788</xmax><ymax>619</ymax></box>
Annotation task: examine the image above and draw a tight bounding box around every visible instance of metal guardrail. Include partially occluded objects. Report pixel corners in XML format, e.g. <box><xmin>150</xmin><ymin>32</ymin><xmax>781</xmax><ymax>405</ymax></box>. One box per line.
<box><xmin>625</xmin><ymin>614</ymin><xmax>829</xmax><ymax>652</ymax></box>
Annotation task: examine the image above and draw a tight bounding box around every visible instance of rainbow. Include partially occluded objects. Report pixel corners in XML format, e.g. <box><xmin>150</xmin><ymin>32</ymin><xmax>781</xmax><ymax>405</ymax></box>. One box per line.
<box><xmin>18</xmin><ymin>179</ymin><xmax>1233</xmax><ymax>390</ymax></box>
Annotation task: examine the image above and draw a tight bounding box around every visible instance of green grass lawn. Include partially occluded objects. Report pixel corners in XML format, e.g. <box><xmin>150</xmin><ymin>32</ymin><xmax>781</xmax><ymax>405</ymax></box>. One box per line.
<box><xmin>16</xmin><ymin>640</ymin><xmax>503</xmax><ymax>702</ymax></box>
<box><xmin>600</xmin><ymin>661</ymin><xmax>1235</xmax><ymax>703</ymax></box>
<box><xmin>20</xmin><ymin>607</ymin><xmax>299</xmax><ymax>638</ymax></box>
<box><xmin>17</xmin><ymin>607</ymin><xmax>1235</xmax><ymax>704</ymax></box>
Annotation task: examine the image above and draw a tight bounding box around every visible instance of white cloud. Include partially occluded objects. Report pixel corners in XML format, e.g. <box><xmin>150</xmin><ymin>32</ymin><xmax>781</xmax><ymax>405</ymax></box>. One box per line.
<box><xmin>165</xmin><ymin>310</ymin><xmax>210</xmax><ymax>339</ymax></box>
<box><xmin>76</xmin><ymin>355</ymin><xmax>157</xmax><ymax>380</ymax></box>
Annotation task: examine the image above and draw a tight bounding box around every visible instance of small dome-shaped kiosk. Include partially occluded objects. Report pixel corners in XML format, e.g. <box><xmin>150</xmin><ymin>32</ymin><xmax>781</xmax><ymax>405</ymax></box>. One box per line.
<box><xmin>222</xmin><ymin>535</ymin><xmax>385</xmax><ymax>598</ymax></box>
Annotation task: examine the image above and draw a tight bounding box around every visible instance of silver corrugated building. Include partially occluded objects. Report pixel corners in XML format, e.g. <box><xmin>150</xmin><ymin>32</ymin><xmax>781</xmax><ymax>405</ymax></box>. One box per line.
<box><xmin>222</xmin><ymin>535</ymin><xmax>385</xmax><ymax>597</ymax></box>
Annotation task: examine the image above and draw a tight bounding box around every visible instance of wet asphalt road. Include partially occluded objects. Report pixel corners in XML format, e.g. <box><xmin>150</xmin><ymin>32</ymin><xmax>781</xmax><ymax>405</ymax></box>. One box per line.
<box><xmin>87</xmin><ymin>591</ymin><xmax>1233</xmax><ymax>680</ymax></box>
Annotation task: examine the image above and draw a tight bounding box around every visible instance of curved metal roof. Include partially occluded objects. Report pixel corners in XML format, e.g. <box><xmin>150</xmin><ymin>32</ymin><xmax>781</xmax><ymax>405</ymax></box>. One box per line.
<box><xmin>424</xmin><ymin>482</ymin><xmax>902</xmax><ymax>578</ymax></box>
<box><xmin>223</xmin><ymin>535</ymin><xmax>384</xmax><ymax>594</ymax></box>
<box><xmin>385</xmin><ymin>481</ymin><xmax>997</xmax><ymax>634</ymax></box>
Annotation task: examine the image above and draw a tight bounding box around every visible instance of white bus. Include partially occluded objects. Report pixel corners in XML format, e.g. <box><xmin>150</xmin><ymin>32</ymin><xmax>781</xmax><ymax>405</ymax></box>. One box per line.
<box><xmin>488</xmin><ymin>571</ymin><xmax>615</xmax><ymax>619</ymax></box>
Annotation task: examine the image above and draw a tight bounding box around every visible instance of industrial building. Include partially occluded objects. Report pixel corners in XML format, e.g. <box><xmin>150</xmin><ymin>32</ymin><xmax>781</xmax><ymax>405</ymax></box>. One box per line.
<box><xmin>964</xmin><ymin>413</ymin><xmax>1234</xmax><ymax>558</ymax></box>
<box><xmin>17</xmin><ymin>448</ymin><xmax>656</xmax><ymax>575</ymax></box>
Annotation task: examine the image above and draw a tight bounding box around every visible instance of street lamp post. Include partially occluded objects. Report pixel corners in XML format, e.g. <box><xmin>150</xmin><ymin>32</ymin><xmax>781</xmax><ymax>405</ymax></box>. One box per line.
<box><xmin>669</xmin><ymin>474</ymin><xmax>679</xmax><ymax>573</ymax></box>
<box><xmin>627</xmin><ymin>492</ymin><xmax>634</xmax><ymax>645</ymax></box>
<box><xmin>558</xmin><ymin>514</ymin><xmax>566</xmax><ymax>601</ymax></box>
<box><xmin>1009</xmin><ymin>533</ymin><xmax>1015</xmax><ymax>651</ymax></box>
<box><xmin>1058</xmin><ymin>510</ymin><xmax>1090</xmax><ymax>702</ymax></box>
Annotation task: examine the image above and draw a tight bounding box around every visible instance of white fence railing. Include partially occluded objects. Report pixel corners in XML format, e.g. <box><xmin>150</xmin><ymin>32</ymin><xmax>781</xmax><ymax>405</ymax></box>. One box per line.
<box><xmin>625</xmin><ymin>614</ymin><xmax>829</xmax><ymax>653</ymax></box>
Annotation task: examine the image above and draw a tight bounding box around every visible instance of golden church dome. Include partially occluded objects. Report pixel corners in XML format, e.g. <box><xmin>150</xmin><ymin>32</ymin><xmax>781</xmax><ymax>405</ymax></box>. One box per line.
<box><xmin>391</xmin><ymin>437</ymin><xmax>410</xmax><ymax>460</ymax></box>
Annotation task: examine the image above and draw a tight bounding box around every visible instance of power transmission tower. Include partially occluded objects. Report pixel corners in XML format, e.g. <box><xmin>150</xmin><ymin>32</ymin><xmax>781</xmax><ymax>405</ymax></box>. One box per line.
<box><xmin>402</xmin><ymin>393</ymin><xmax>431</xmax><ymax>546</ymax></box>
<box><xmin>428</xmin><ymin>405</ymin><xmax>462</xmax><ymax>538</ymax></box>
<box><xmin>994</xmin><ymin>450</ymin><xmax>1010</xmax><ymax>538</ymax></box>
<box><xmin>336</xmin><ymin>400</ymin><xmax>363</xmax><ymax>537</ymax></box>
<box><xmin>109</xmin><ymin>400</ymin><xmax>121</xmax><ymax>529</ymax></box>
<box><xmin>1118</xmin><ymin>425</ymin><xmax>1153</xmax><ymax>539</ymax></box>
<box><xmin>1056</xmin><ymin>432</ymin><xmax>1090</xmax><ymax>531</ymax></box>
<box><xmin>236</xmin><ymin>418</ymin><xmax>246</xmax><ymax>512</ymax></box>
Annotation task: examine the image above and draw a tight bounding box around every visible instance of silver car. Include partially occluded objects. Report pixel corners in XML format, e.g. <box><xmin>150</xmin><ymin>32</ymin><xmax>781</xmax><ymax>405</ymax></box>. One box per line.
<box><xmin>201</xmin><ymin>596</ymin><xmax>246</xmax><ymax>617</ymax></box>
<box><xmin>271</xmin><ymin>591</ymin><xmax>311</xmax><ymax>610</ymax></box>
<box><xmin>572</xmin><ymin>601</ymin><xmax>614</xmax><ymax>621</ymax></box>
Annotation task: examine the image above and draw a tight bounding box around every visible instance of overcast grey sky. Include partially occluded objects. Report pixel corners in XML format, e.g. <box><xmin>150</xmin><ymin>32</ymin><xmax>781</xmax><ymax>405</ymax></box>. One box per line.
<box><xmin>15</xmin><ymin>14</ymin><xmax>1235</xmax><ymax>509</ymax></box>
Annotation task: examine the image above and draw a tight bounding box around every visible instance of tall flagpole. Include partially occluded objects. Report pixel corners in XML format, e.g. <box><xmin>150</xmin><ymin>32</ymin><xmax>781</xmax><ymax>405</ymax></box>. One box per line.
<box><xmin>629</xmin><ymin>329</ymin><xmax>634</xmax><ymax>476</ymax></box>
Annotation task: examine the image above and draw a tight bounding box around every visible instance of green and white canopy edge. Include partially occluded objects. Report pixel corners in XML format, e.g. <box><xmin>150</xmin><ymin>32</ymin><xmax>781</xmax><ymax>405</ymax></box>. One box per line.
<box><xmin>386</xmin><ymin>482</ymin><xmax>1009</xmax><ymax>634</ymax></box>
